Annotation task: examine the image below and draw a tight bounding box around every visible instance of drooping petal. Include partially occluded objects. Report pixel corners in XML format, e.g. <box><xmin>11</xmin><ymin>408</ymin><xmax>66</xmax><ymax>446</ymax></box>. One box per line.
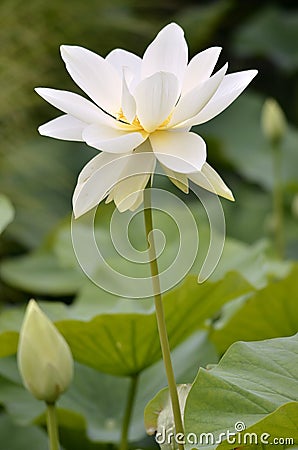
<box><xmin>35</xmin><ymin>88</ymin><xmax>112</xmax><ymax>124</ymax></box>
<box><xmin>38</xmin><ymin>115</ymin><xmax>85</xmax><ymax>141</ymax></box>
<box><xmin>141</xmin><ymin>23</ymin><xmax>188</xmax><ymax>88</ymax></box>
<box><xmin>60</xmin><ymin>45</ymin><xmax>122</xmax><ymax>115</ymax></box>
<box><xmin>150</xmin><ymin>131</ymin><xmax>206</xmax><ymax>174</ymax></box>
<box><xmin>112</xmin><ymin>173</ymin><xmax>151</xmax><ymax>212</ymax></box>
<box><xmin>73</xmin><ymin>152</ymin><xmax>130</xmax><ymax>218</ymax></box>
<box><xmin>82</xmin><ymin>124</ymin><xmax>148</xmax><ymax>153</ymax></box>
<box><xmin>76</xmin><ymin>152</ymin><xmax>115</xmax><ymax>187</ymax></box>
<box><xmin>184</xmin><ymin>70</ymin><xmax>258</xmax><ymax>127</ymax></box>
<box><xmin>106</xmin><ymin>186</ymin><xmax>145</xmax><ymax>211</ymax></box>
<box><xmin>189</xmin><ymin>162</ymin><xmax>234</xmax><ymax>201</ymax></box>
<box><xmin>106</xmin><ymin>48</ymin><xmax>142</xmax><ymax>88</ymax></box>
<box><xmin>134</xmin><ymin>72</ymin><xmax>179</xmax><ymax>133</ymax></box>
<box><xmin>127</xmin><ymin>190</ymin><xmax>145</xmax><ymax>211</ymax></box>
<box><xmin>104</xmin><ymin>192</ymin><xmax>114</xmax><ymax>204</ymax></box>
<box><xmin>169</xmin><ymin>63</ymin><xmax>228</xmax><ymax>128</ymax></box>
<box><xmin>181</xmin><ymin>47</ymin><xmax>222</xmax><ymax>95</ymax></box>
<box><xmin>111</xmin><ymin>151</ymin><xmax>156</xmax><ymax>212</ymax></box>
<box><xmin>161</xmin><ymin>164</ymin><xmax>189</xmax><ymax>193</ymax></box>
<box><xmin>121</xmin><ymin>68</ymin><xmax>137</xmax><ymax>123</ymax></box>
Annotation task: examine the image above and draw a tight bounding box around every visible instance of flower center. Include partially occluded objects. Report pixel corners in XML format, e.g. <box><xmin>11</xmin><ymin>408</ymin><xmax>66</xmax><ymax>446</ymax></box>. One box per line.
<box><xmin>115</xmin><ymin>108</ymin><xmax>173</xmax><ymax>132</ymax></box>
<box><xmin>116</xmin><ymin>109</ymin><xmax>142</xmax><ymax>129</ymax></box>
<box><xmin>115</xmin><ymin>108</ymin><xmax>127</xmax><ymax>122</ymax></box>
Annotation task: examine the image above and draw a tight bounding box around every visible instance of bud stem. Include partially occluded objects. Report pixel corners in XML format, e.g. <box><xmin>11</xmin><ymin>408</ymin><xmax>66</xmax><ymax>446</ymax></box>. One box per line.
<box><xmin>119</xmin><ymin>374</ymin><xmax>139</xmax><ymax>450</ymax></box>
<box><xmin>144</xmin><ymin>189</ymin><xmax>185</xmax><ymax>450</ymax></box>
<box><xmin>272</xmin><ymin>141</ymin><xmax>285</xmax><ymax>258</ymax></box>
<box><xmin>46</xmin><ymin>402</ymin><xmax>60</xmax><ymax>450</ymax></box>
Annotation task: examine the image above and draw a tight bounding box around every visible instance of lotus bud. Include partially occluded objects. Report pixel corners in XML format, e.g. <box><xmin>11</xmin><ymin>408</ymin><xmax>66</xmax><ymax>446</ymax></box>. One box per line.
<box><xmin>261</xmin><ymin>98</ymin><xmax>287</xmax><ymax>146</ymax></box>
<box><xmin>292</xmin><ymin>194</ymin><xmax>298</xmax><ymax>219</ymax></box>
<box><xmin>17</xmin><ymin>299</ymin><xmax>73</xmax><ymax>403</ymax></box>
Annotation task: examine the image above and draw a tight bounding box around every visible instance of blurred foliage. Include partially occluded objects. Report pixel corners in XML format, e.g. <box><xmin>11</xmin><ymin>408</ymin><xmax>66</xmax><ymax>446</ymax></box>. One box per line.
<box><xmin>0</xmin><ymin>195</ymin><xmax>14</xmax><ymax>235</ymax></box>
<box><xmin>0</xmin><ymin>0</ymin><xmax>298</xmax><ymax>449</ymax></box>
<box><xmin>232</xmin><ymin>6</ymin><xmax>298</xmax><ymax>73</ymax></box>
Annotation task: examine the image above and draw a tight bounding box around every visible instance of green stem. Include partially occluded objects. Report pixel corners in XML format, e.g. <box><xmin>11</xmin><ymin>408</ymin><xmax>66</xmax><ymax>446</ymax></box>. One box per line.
<box><xmin>144</xmin><ymin>189</ymin><xmax>185</xmax><ymax>450</ymax></box>
<box><xmin>46</xmin><ymin>402</ymin><xmax>60</xmax><ymax>450</ymax></box>
<box><xmin>272</xmin><ymin>141</ymin><xmax>285</xmax><ymax>258</ymax></box>
<box><xmin>119</xmin><ymin>374</ymin><xmax>139</xmax><ymax>450</ymax></box>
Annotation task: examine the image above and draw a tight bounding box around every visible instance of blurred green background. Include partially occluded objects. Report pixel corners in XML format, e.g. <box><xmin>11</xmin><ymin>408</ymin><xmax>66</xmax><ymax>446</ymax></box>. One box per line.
<box><xmin>0</xmin><ymin>0</ymin><xmax>297</xmax><ymax>255</ymax></box>
<box><xmin>0</xmin><ymin>1</ymin><xmax>298</xmax><ymax>449</ymax></box>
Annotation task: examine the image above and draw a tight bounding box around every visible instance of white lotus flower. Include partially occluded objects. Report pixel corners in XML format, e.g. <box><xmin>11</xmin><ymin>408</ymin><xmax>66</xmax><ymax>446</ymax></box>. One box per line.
<box><xmin>36</xmin><ymin>23</ymin><xmax>257</xmax><ymax>217</ymax></box>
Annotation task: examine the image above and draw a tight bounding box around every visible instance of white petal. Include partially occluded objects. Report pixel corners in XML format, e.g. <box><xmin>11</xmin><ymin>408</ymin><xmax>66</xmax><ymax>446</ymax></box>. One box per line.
<box><xmin>108</xmin><ymin>188</ymin><xmax>145</xmax><ymax>211</ymax></box>
<box><xmin>60</xmin><ymin>45</ymin><xmax>122</xmax><ymax>115</ymax></box>
<box><xmin>150</xmin><ymin>131</ymin><xmax>206</xmax><ymax>173</ymax></box>
<box><xmin>134</xmin><ymin>72</ymin><xmax>179</xmax><ymax>133</ymax></box>
<box><xmin>182</xmin><ymin>47</ymin><xmax>222</xmax><ymax>95</ymax></box>
<box><xmin>106</xmin><ymin>49</ymin><xmax>142</xmax><ymax>87</ymax></box>
<box><xmin>38</xmin><ymin>115</ymin><xmax>85</xmax><ymax>141</ymax></box>
<box><xmin>112</xmin><ymin>173</ymin><xmax>150</xmax><ymax>212</ymax></box>
<box><xmin>161</xmin><ymin>164</ymin><xmax>189</xmax><ymax>193</ymax></box>
<box><xmin>105</xmin><ymin>192</ymin><xmax>114</xmax><ymax>204</ymax></box>
<box><xmin>105</xmin><ymin>140</ymin><xmax>153</xmax><ymax>210</ymax></box>
<box><xmin>128</xmin><ymin>190</ymin><xmax>144</xmax><ymax>211</ymax></box>
<box><xmin>73</xmin><ymin>153</ymin><xmax>130</xmax><ymax>218</ymax></box>
<box><xmin>111</xmin><ymin>152</ymin><xmax>156</xmax><ymax>212</ymax></box>
<box><xmin>121</xmin><ymin>69</ymin><xmax>136</xmax><ymax>123</ymax></box>
<box><xmin>73</xmin><ymin>151</ymin><xmax>155</xmax><ymax>216</ymax></box>
<box><xmin>186</xmin><ymin>70</ymin><xmax>258</xmax><ymax>126</ymax></box>
<box><xmin>169</xmin><ymin>63</ymin><xmax>228</xmax><ymax>127</ymax></box>
<box><xmin>141</xmin><ymin>23</ymin><xmax>188</xmax><ymax>88</ymax></box>
<box><xmin>76</xmin><ymin>152</ymin><xmax>115</xmax><ymax>186</ymax></box>
<box><xmin>35</xmin><ymin>88</ymin><xmax>111</xmax><ymax>124</ymax></box>
<box><xmin>82</xmin><ymin>124</ymin><xmax>148</xmax><ymax>153</ymax></box>
<box><xmin>189</xmin><ymin>162</ymin><xmax>234</xmax><ymax>201</ymax></box>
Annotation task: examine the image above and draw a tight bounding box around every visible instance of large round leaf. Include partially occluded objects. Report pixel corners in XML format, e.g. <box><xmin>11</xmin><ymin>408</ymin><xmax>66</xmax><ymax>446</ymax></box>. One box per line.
<box><xmin>210</xmin><ymin>263</ymin><xmax>298</xmax><ymax>353</ymax></box>
<box><xmin>0</xmin><ymin>251</ymin><xmax>84</xmax><ymax>296</ymax></box>
<box><xmin>184</xmin><ymin>333</ymin><xmax>298</xmax><ymax>449</ymax></box>
<box><xmin>56</xmin><ymin>272</ymin><xmax>251</xmax><ymax>376</ymax></box>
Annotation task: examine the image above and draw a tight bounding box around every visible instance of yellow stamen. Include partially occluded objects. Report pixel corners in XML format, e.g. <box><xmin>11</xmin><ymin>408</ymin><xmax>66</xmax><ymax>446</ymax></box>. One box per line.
<box><xmin>116</xmin><ymin>108</ymin><xmax>127</xmax><ymax>122</ymax></box>
<box><xmin>131</xmin><ymin>116</ymin><xmax>141</xmax><ymax>127</ymax></box>
<box><xmin>116</xmin><ymin>107</ymin><xmax>173</xmax><ymax>132</ymax></box>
